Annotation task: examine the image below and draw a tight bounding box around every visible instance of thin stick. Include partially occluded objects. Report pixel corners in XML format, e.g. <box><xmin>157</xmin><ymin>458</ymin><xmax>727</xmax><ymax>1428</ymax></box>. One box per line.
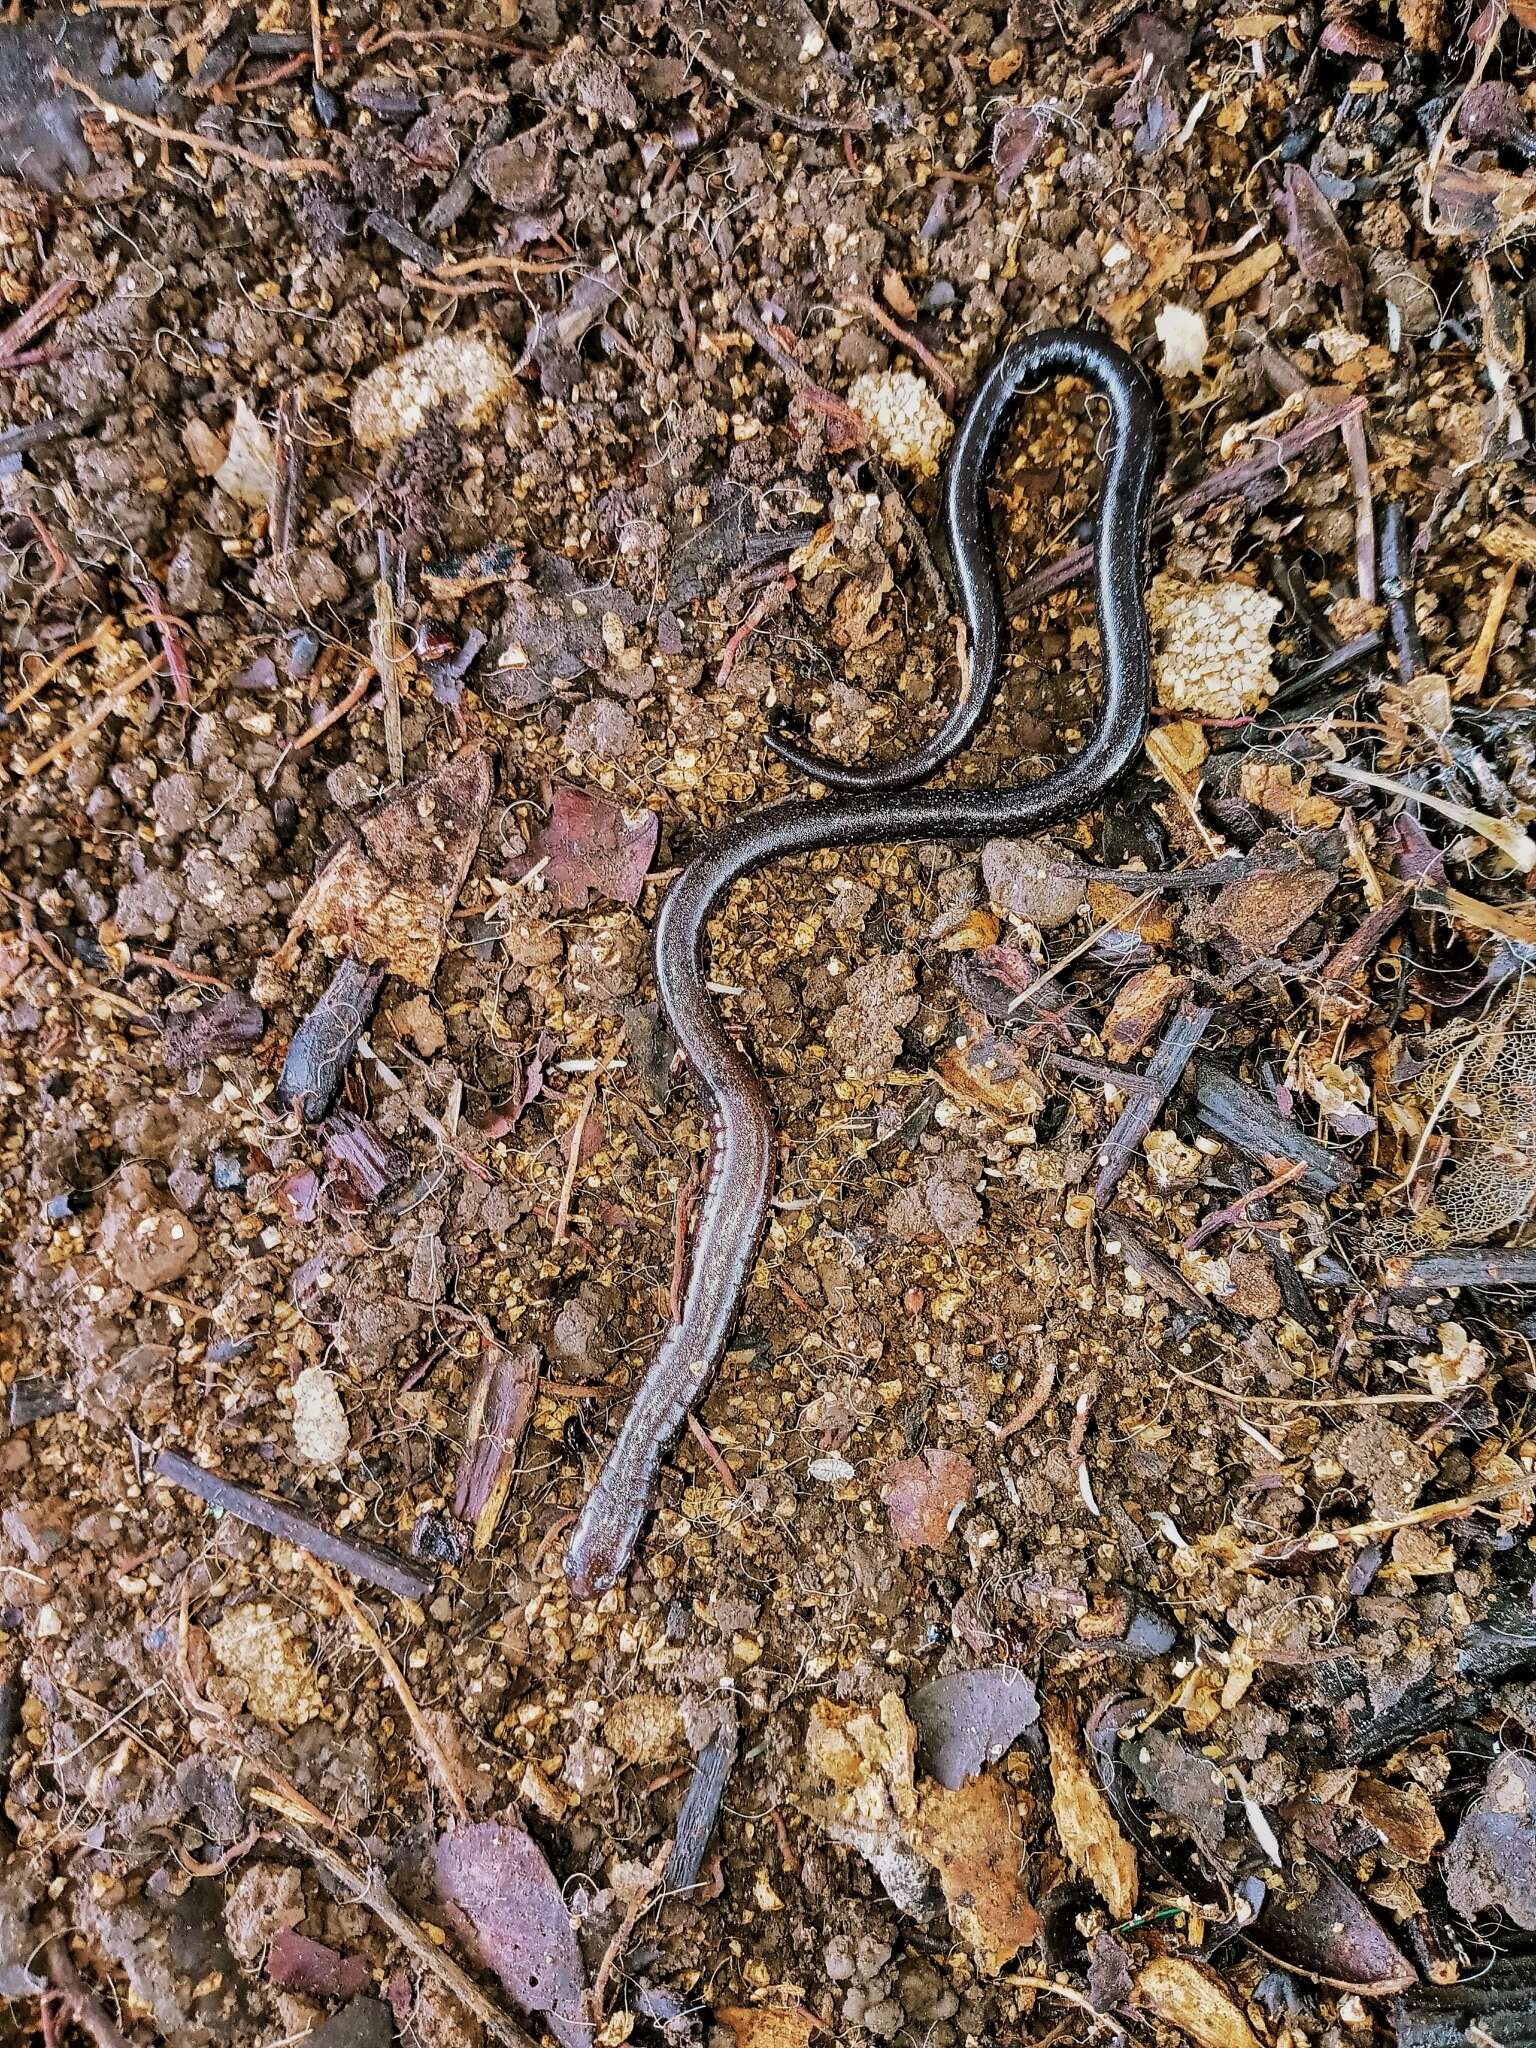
<box><xmin>4</xmin><ymin>627</ymin><xmax>106</xmax><ymax>717</ymax></box>
<box><xmin>1246</xmin><ymin>1474</ymin><xmax>1533</xmax><ymax>1566</ymax></box>
<box><xmin>371</xmin><ymin>546</ymin><xmax>404</xmax><ymax>783</ymax></box>
<box><xmin>1458</xmin><ymin>563</ymin><xmax>1518</xmax><ymax>691</ymax></box>
<box><xmin>43</xmin><ymin>1940</ymin><xmax>134</xmax><ymax>2048</ymax></box>
<box><xmin>686</xmin><ymin>1413</ymin><xmax>740</xmax><ymax>1495</ymax></box>
<box><xmin>291</xmin><ymin>666</ymin><xmax>375</xmax><ymax>754</ymax></box>
<box><xmin>1094</xmin><ymin>1002</ymin><xmax>1216</xmax><ymax>1208</ymax></box>
<box><xmin>311</xmin><ymin>1561</ymin><xmax>469</xmax><ymax>1819</ymax></box>
<box><xmin>154</xmin><ymin>1447</ymin><xmax>434</xmax><ymax>1601</ymax></box>
<box><xmin>1165</xmin><ymin>1363</ymin><xmax>1443</xmax><ymax>1410</ymax></box>
<box><xmin>283</xmin><ymin>1826</ymin><xmax>540</xmax><ymax>2048</ymax></box>
<box><xmin>1393</xmin><ymin>1048</ymin><xmax>1466</xmax><ymax>1201</ymax></box>
<box><xmin>554</xmin><ymin>1057</ymin><xmax>612</xmax><ymax>1245</ymax></box>
<box><xmin>134</xmin><ymin>575</ymin><xmax>192</xmax><ymax>708</ymax></box>
<box><xmin>993</xmin><ymin>1344</ymin><xmax>1058</xmax><ymax>1443</ymax></box>
<box><xmin>54</xmin><ymin>65</ymin><xmax>344</xmax><ymax>179</ymax></box>
<box><xmin>1006</xmin><ymin>395</ymin><xmax>1368</xmax><ymax>616</ymax></box>
<box><xmin>1184</xmin><ymin>1160</ymin><xmax>1307</xmax><ymax>1252</ymax></box>
<box><xmin>846</xmin><ymin>292</ymin><xmax>957</xmax><ymax>398</ymax></box>
<box><xmin>1012</xmin><ymin>1975</ymin><xmax>1098</xmax><ymax>2019</ymax></box>
<box><xmin>19</xmin><ymin>654</ymin><xmax>164</xmax><ymax>777</ymax></box>
<box><xmin>0</xmin><ymin>275</ymin><xmax>79</xmax><ymax>365</ymax></box>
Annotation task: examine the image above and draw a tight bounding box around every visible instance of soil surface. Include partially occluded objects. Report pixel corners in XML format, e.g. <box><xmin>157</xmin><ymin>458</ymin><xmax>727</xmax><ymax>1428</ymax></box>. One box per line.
<box><xmin>5</xmin><ymin>3</ymin><xmax>1536</xmax><ymax>2045</ymax></box>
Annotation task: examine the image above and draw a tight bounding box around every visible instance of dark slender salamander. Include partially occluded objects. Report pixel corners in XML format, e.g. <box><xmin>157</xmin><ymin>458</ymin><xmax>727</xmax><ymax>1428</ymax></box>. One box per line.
<box><xmin>565</xmin><ymin>328</ymin><xmax>1163</xmax><ymax>1598</ymax></box>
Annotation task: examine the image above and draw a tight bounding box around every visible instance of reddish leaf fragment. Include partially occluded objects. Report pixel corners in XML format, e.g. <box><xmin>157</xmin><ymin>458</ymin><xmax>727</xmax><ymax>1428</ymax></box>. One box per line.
<box><xmin>434</xmin><ymin>1820</ymin><xmax>592</xmax><ymax>2048</ymax></box>
<box><xmin>452</xmin><ymin>1342</ymin><xmax>539</xmax><ymax>1553</ymax></box>
<box><xmin>1277</xmin><ymin>164</ymin><xmax>1362</xmax><ymax>322</ymax></box>
<box><xmin>510</xmin><ymin>783</ymin><xmax>659</xmax><ymax>911</ymax></box>
<box><xmin>1319</xmin><ymin>19</ymin><xmax>1398</xmax><ymax>56</ymax></box>
<box><xmin>277</xmin><ymin>1168</ymin><xmax>320</xmax><ymax>1226</ymax></box>
<box><xmin>265</xmin><ymin>1929</ymin><xmax>370</xmax><ymax>1999</ymax></box>
<box><xmin>880</xmin><ymin>1449</ymin><xmax>975</xmax><ymax>1551</ymax></box>
<box><xmin>159</xmin><ymin>990</ymin><xmax>266</xmax><ymax>1070</ymax></box>
<box><xmin>992</xmin><ymin>105</ymin><xmax>1048</xmax><ymax>195</ymax></box>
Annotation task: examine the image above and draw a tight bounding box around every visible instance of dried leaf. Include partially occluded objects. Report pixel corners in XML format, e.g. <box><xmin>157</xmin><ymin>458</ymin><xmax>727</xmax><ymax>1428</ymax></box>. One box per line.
<box><xmin>265</xmin><ymin>1930</ymin><xmax>370</xmax><ymax>1999</ymax></box>
<box><xmin>1350</xmin><ymin>1776</ymin><xmax>1443</xmax><ymax>1862</ymax></box>
<box><xmin>913</xmin><ymin>1774</ymin><xmax>1040</xmax><ymax>1973</ymax></box>
<box><xmin>215</xmin><ymin>397</ymin><xmax>277</xmax><ymax>508</ymax></box>
<box><xmin>1444</xmin><ymin>1752</ymin><xmax>1536</xmax><ymax>1931</ymax></box>
<box><xmin>1102</xmin><ymin>965</ymin><xmax>1185</xmax><ymax>1063</ymax></box>
<box><xmin>937</xmin><ymin>1034</ymin><xmax>1045</xmax><ymax>1125</ymax></box>
<box><xmin>992</xmin><ymin>104</ymin><xmax>1049</xmax><ymax>194</ymax></box>
<box><xmin>1132</xmin><ymin>1956</ymin><xmax>1262</xmax><ymax>2048</ymax></box>
<box><xmin>1043</xmin><ymin>1698</ymin><xmax>1137</xmax><ymax>1920</ymax></box>
<box><xmin>1202</xmin><ymin>238</ymin><xmax>1282</xmax><ymax>310</ymax></box>
<box><xmin>1429</xmin><ymin>160</ymin><xmax>1536</xmax><ymax>241</ymax></box>
<box><xmin>910</xmin><ymin>1667</ymin><xmax>1040</xmax><ymax>1790</ymax></box>
<box><xmin>434</xmin><ymin>1820</ymin><xmax>592</xmax><ymax>2048</ymax></box>
<box><xmin>800</xmin><ymin>1695</ymin><xmax>931</xmax><ymax>1915</ymax></box>
<box><xmin>510</xmin><ymin>782</ymin><xmax>659</xmax><ymax>910</ymax></box>
<box><xmin>1277</xmin><ymin>164</ymin><xmax>1362</xmax><ymax>320</ymax></box>
<box><xmin>295</xmin><ymin>744</ymin><xmax>494</xmax><ymax>986</ymax></box>
<box><xmin>1210</xmin><ymin>861</ymin><xmax>1334</xmax><ymax>958</ymax></box>
<box><xmin>1252</xmin><ymin>1855</ymin><xmax>1416</xmax><ymax>1991</ymax></box>
<box><xmin>879</xmin><ymin>1449</ymin><xmax>976</xmax><ymax>1551</ymax></box>
<box><xmin>159</xmin><ymin>989</ymin><xmax>266</xmax><ymax>1070</ymax></box>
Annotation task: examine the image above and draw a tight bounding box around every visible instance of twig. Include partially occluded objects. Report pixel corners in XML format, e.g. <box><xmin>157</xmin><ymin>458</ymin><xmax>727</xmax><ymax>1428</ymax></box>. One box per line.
<box><xmin>554</xmin><ymin>1055</ymin><xmax>612</xmax><ymax>1245</ymax></box>
<box><xmin>270</xmin><ymin>389</ymin><xmax>307</xmax><ymax>558</ymax></box>
<box><xmin>43</xmin><ymin>1940</ymin><xmax>133</xmax><ymax>2048</ymax></box>
<box><xmin>0</xmin><ymin>275</ymin><xmax>79</xmax><ymax>367</ymax></box>
<box><xmin>1011</xmin><ymin>1975</ymin><xmax>1098</xmax><ymax>2019</ymax></box>
<box><xmin>371</xmin><ymin>540</ymin><xmax>404</xmax><ymax>783</ymax></box>
<box><xmin>1006</xmin><ymin>395</ymin><xmax>1368</xmax><ymax>616</ymax></box>
<box><xmin>4</xmin><ymin>626</ymin><xmax>107</xmax><ymax>717</ymax></box>
<box><xmin>282</xmin><ymin>1826</ymin><xmax>540</xmax><ymax>2048</ymax></box>
<box><xmin>1325</xmin><ymin>762</ymin><xmax>1536</xmax><ymax>871</ymax></box>
<box><xmin>154</xmin><ymin>1447</ymin><xmax>435</xmax><ymax>1601</ymax></box>
<box><xmin>1379</xmin><ymin>499</ymin><xmax>1424</xmax><ymax>678</ymax></box>
<box><xmin>589</xmin><ymin>1843</ymin><xmax>670</xmax><ymax>2020</ymax></box>
<box><xmin>1317</xmin><ymin>888</ymin><xmax>1410</xmax><ymax>1020</ymax></box>
<box><xmin>1342</xmin><ymin>409</ymin><xmax>1377</xmax><ymax>603</ymax></box>
<box><xmin>1246</xmin><ymin>1475</ymin><xmax>1533</xmax><ymax>1567</ymax></box>
<box><xmin>19</xmin><ymin>654</ymin><xmax>165</xmax><ymax>777</ymax></box>
<box><xmin>454</xmin><ymin>1337</ymin><xmax>538</xmax><ymax>1551</ymax></box>
<box><xmin>845</xmin><ymin>292</ymin><xmax>956</xmax><ymax>398</ymax></box>
<box><xmin>993</xmin><ymin>1343</ymin><xmax>1058</xmax><ymax>1444</ymax></box>
<box><xmin>1094</xmin><ymin>1002</ymin><xmax>1216</xmax><ymax>1208</ymax></box>
<box><xmin>310</xmin><ymin>1560</ymin><xmax>469</xmax><ymax>1818</ymax></box>
<box><xmin>1066</xmin><ymin>1374</ymin><xmax>1100</xmax><ymax>1518</ymax></box>
<box><xmin>291</xmin><ymin>665</ymin><xmax>376</xmax><ymax>754</ymax></box>
<box><xmin>1184</xmin><ymin>1160</ymin><xmax>1307</xmax><ymax>1251</ymax></box>
<box><xmin>717</xmin><ymin>575</ymin><xmax>791</xmax><ymax>689</ymax></box>
<box><xmin>1457</xmin><ymin>562</ymin><xmax>1518</xmax><ymax>692</ymax></box>
<box><xmin>1164</xmin><ymin>1362</ymin><xmax>1444</xmax><ymax>1409</ymax></box>
<box><xmin>53</xmin><ymin>65</ymin><xmax>344</xmax><ymax>178</ymax></box>
<box><xmin>686</xmin><ymin>1412</ymin><xmax>740</xmax><ymax>1495</ymax></box>
<box><xmin>134</xmin><ymin>575</ymin><xmax>192</xmax><ymax>708</ymax></box>
<box><xmin>1195</xmin><ymin>1062</ymin><xmax>1356</xmax><ymax>1193</ymax></box>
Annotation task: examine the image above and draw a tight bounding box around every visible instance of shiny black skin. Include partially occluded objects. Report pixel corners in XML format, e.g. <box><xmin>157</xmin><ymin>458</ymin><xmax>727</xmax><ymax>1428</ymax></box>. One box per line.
<box><xmin>566</xmin><ymin>328</ymin><xmax>1163</xmax><ymax>1598</ymax></box>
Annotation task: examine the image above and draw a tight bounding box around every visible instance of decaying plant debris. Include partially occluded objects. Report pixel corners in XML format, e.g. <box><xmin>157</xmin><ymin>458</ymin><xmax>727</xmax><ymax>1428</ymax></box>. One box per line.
<box><xmin>5</xmin><ymin>0</ymin><xmax>1536</xmax><ymax>2043</ymax></box>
